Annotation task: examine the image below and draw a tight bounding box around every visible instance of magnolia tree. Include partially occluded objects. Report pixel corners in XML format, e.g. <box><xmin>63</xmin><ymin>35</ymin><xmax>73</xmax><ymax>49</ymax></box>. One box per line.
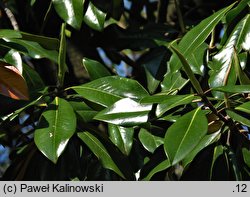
<box><xmin>0</xmin><ymin>0</ymin><xmax>249</xmax><ymax>180</ymax></box>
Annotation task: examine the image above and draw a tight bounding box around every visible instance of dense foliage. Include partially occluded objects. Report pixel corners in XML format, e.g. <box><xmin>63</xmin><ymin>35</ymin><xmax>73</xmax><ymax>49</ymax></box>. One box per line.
<box><xmin>0</xmin><ymin>0</ymin><xmax>250</xmax><ymax>180</ymax></box>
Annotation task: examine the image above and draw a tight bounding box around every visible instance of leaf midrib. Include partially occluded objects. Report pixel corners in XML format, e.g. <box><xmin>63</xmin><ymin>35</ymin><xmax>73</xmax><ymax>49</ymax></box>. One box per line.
<box><xmin>173</xmin><ymin>108</ymin><xmax>200</xmax><ymax>163</ymax></box>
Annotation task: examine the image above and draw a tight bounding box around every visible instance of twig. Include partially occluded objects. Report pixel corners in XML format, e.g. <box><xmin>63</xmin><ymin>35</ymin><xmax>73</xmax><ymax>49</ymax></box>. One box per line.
<box><xmin>0</xmin><ymin>1</ymin><xmax>19</xmax><ymax>30</ymax></box>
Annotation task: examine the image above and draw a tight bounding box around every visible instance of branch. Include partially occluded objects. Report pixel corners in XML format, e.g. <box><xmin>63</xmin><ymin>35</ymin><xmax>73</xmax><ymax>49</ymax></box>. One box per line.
<box><xmin>0</xmin><ymin>1</ymin><xmax>19</xmax><ymax>30</ymax></box>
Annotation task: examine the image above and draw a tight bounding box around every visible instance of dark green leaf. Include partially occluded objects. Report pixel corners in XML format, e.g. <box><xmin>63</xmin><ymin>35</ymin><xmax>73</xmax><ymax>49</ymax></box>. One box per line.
<box><xmin>0</xmin><ymin>29</ymin><xmax>22</xmax><ymax>39</ymax></box>
<box><xmin>156</xmin><ymin>94</ymin><xmax>196</xmax><ymax>117</ymax></box>
<box><xmin>242</xmin><ymin>148</ymin><xmax>250</xmax><ymax>168</ymax></box>
<box><xmin>236</xmin><ymin>14</ymin><xmax>250</xmax><ymax>51</ymax></box>
<box><xmin>5</xmin><ymin>39</ymin><xmax>58</xmax><ymax>62</ymax></box>
<box><xmin>236</xmin><ymin>101</ymin><xmax>250</xmax><ymax>114</ymax></box>
<box><xmin>225</xmin><ymin>0</ymin><xmax>250</xmax><ymax>28</ymax></box>
<box><xmin>83</xmin><ymin>1</ymin><xmax>107</xmax><ymax>31</ymax></box>
<box><xmin>213</xmin><ymin>85</ymin><xmax>250</xmax><ymax>93</ymax></box>
<box><xmin>139</xmin><ymin>47</ymin><xmax>169</xmax><ymax>94</ymax></box>
<box><xmin>161</xmin><ymin>71</ymin><xmax>188</xmax><ymax>92</ymax></box>
<box><xmin>210</xmin><ymin>145</ymin><xmax>225</xmax><ymax>180</ymax></box>
<box><xmin>226</xmin><ymin>110</ymin><xmax>250</xmax><ymax>127</ymax></box>
<box><xmin>34</xmin><ymin>97</ymin><xmax>76</xmax><ymax>163</ymax></box>
<box><xmin>238</xmin><ymin>52</ymin><xmax>248</xmax><ymax>70</ymax></box>
<box><xmin>141</xmin><ymin>159</ymin><xmax>170</xmax><ymax>181</ymax></box>
<box><xmin>164</xmin><ymin>108</ymin><xmax>208</xmax><ymax>165</ymax></box>
<box><xmin>140</xmin><ymin>92</ymin><xmax>172</xmax><ymax>104</ymax></box>
<box><xmin>108</xmin><ymin>124</ymin><xmax>134</xmax><ymax>155</ymax></box>
<box><xmin>58</xmin><ymin>23</ymin><xmax>67</xmax><ymax>86</ymax></box>
<box><xmin>77</xmin><ymin>131</ymin><xmax>125</xmax><ymax>178</ymax></box>
<box><xmin>70</xmin><ymin>76</ymin><xmax>149</xmax><ymax>107</ymax></box>
<box><xmin>225</xmin><ymin>146</ymin><xmax>242</xmax><ymax>181</ymax></box>
<box><xmin>94</xmin><ymin>98</ymin><xmax>152</xmax><ymax>127</ymax></box>
<box><xmin>233</xmin><ymin>50</ymin><xmax>250</xmax><ymax>85</ymax></box>
<box><xmin>182</xmin><ymin>131</ymin><xmax>220</xmax><ymax>168</ymax></box>
<box><xmin>75</xmin><ymin>110</ymin><xmax>97</xmax><ymax>123</ymax></box>
<box><xmin>52</xmin><ymin>0</ymin><xmax>84</xmax><ymax>29</ymax></box>
<box><xmin>83</xmin><ymin>58</ymin><xmax>111</xmax><ymax>80</ymax></box>
<box><xmin>138</xmin><ymin>128</ymin><xmax>164</xmax><ymax>153</ymax></box>
<box><xmin>69</xmin><ymin>100</ymin><xmax>98</xmax><ymax>122</ymax></box>
<box><xmin>0</xmin><ymin>29</ymin><xmax>59</xmax><ymax>50</ymax></box>
<box><xmin>20</xmin><ymin>32</ymin><xmax>59</xmax><ymax>50</ymax></box>
<box><xmin>187</xmin><ymin>43</ymin><xmax>208</xmax><ymax>75</ymax></box>
<box><xmin>169</xmin><ymin>3</ymin><xmax>235</xmax><ymax>72</ymax></box>
<box><xmin>170</xmin><ymin>46</ymin><xmax>203</xmax><ymax>94</ymax></box>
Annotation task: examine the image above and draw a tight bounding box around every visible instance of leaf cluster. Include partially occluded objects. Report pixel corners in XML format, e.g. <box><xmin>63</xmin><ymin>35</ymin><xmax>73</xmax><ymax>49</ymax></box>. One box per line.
<box><xmin>0</xmin><ymin>0</ymin><xmax>249</xmax><ymax>181</ymax></box>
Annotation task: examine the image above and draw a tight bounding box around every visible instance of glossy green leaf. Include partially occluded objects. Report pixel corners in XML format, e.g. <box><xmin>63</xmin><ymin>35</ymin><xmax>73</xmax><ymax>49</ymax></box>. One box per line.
<box><xmin>209</xmin><ymin>15</ymin><xmax>250</xmax><ymax>98</ymax></box>
<box><xmin>225</xmin><ymin>0</ymin><xmax>250</xmax><ymax>29</ymax></box>
<box><xmin>5</xmin><ymin>39</ymin><xmax>58</xmax><ymax>62</ymax></box>
<box><xmin>242</xmin><ymin>148</ymin><xmax>250</xmax><ymax>168</ymax></box>
<box><xmin>83</xmin><ymin>1</ymin><xmax>107</xmax><ymax>31</ymax></box>
<box><xmin>139</xmin><ymin>47</ymin><xmax>169</xmax><ymax>94</ymax></box>
<box><xmin>142</xmin><ymin>159</ymin><xmax>171</xmax><ymax>181</ymax></box>
<box><xmin>83</xmin><ymin>58</ymin><xmax>111</xmax><ymax>80</ymax></box>
<box><xmin>239</xmin><ymin>52</ymin><xmax>248</xmax><ymax>70</ymax></box>
<box><xmin>156</xmin><ymin>94</ymin><xmax>195</xmax><ymax>117</ymax></box>
<box><xmin>139</xmin><ymin>128</ymin><xmax>164</xmax><ymax>153</ymax></box>
<box><xmin>4</xmin><ymin>49</ymin><xmax>22</xmax><ymax>73</ymax></box>
<box><xmin>70</xmin><ymin>76</ymin><xmax>149</xmax><ymax>107</ymax></box>
<box><xmin>237</xmin><ymin>14</ymin><xmax>250</xmax><ymax>51</ymax></box>
<box><xmin>108</xmin><ymin>124</ymin><xmax>134</xmax><ymax>156</ymax></box>
<box><xmin>187</xmin><ymin>43</ymin><xmax>208</xmax><ymax>75</ymax></box>
<box><xmin>77</xmin><ymin>131</ymin><xmax>125</xmax><ymax>178</ymax></box>
<box><xmin>233</xmin><ymin>50</ymin><xmax>250</xmax><ymax>85</ymax></box>
<box><xmin>58</xmin><ymin>23</ymin><xmax>67</xmax><ymax>86</ymax></box>
<box><xmin>95</xmin><ymin>98</ymin><xmax>152</xmax><ymax>127</ymax></box>
<box><xmin>226</xmin><ymin>110</ymin><xmax>250</xmax><ymax>127</ymax></box>
<box><xmin>20</xmin><ymin>32</ymin><xmax>59</xmax><ymax>50</ymax></box>
<box><xmin>34</xmin><ymin>97</ymin><xmax>76</xmax><ymax>163</ymax></box>
<box><xmin>182</xmin><ymin>131</ymin><xmax>220</xmax><ymax>168</ymax></box>
<box><xmin>69</xmin><ymin>100</ymin><xmax>98</xmax><ymax>122</ymax></box>
<box><xmin>52</xmin><ymin>0</ymin><xmax>84</xmax><ymax>29</ymax></box>
<box><xmin>169</xmin><ymin>3</ymin><xmax>235</xmax><ymax>72</ymax></box>
<box><xmin>140</xmin><ymin>92</ymin><xmax>172</xmax><ymax>104</ymax></box>
<box><xmin>160</xmin><ymin>113</ymin><xmax>181</xmax><ymax>123</ymax></box>
<box><xmin>161</xmin><ymin>71</ymin><xmax>188</xmax><ymax>92</ymax></box>
<box><xmin>0</xmin><ymin>29</ymin><xmax>59</xmax><ymax>50</ymax></box>
<box><xmin>213</xmin><ymin>85</ymin><xmax>250</xmax><ymax>93</ymax></box>
<box><xmin>236</xmin><ymin>101</ymin><xmax>250</xmax><ymax>114</ymax></box>
<box><xmin>164</xmin><ymin>107</ymin><xmax>208</xmax><ymax>165</ymax></box>
<box><xmin>76</xmin><ymin>110</ymin><xmax>97</xmax><ymax>123</ymax></box>
<box><xmin>170</xmin><ymin>46</ymin><xmax>203</xmax><ymax>94</ymax></box>
<box><xmin>0</xmin><ymin>29</ymin><xmax>22</xmax><ymax>39</ymax></box>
